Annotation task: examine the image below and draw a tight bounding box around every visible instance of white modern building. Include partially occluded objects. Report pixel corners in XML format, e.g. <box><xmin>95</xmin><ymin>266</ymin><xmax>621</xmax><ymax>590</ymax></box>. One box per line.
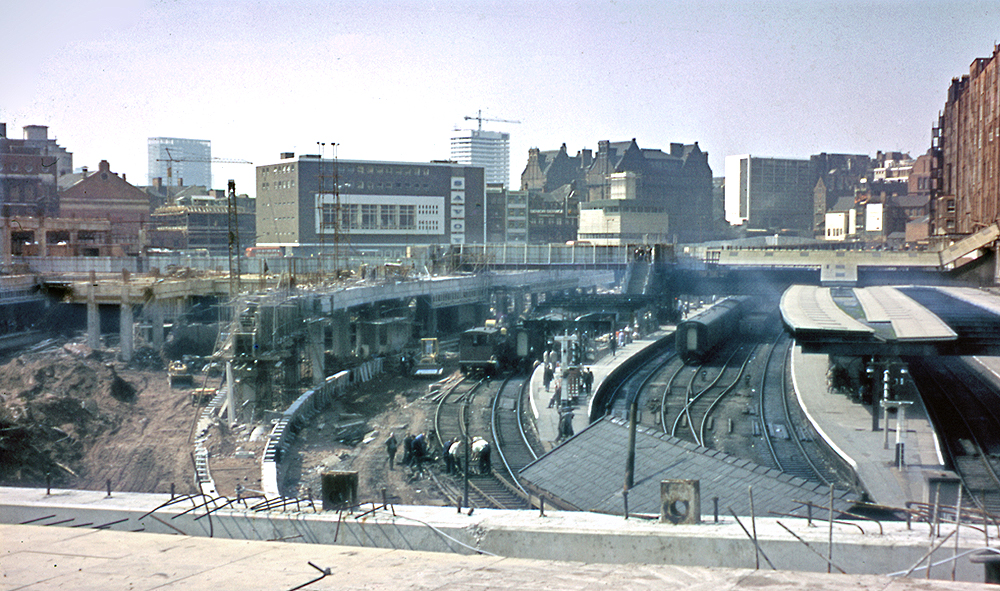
<box><xmin>451</xmin><ymin>129</ymin><xmax>509</xmax><ymax>188</ymax></box>
<box><xmin>148</xmin><ymin>137</ymin><xmax>211</xmax><ymax>187</ymax></box>
<box><xmin>724</xmin><ymin>154</ymin><xmax>814</xmax><ymax>234</ymax></box>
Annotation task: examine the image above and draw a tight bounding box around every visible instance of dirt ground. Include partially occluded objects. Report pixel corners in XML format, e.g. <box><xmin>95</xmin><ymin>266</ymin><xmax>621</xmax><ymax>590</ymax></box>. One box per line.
<box><xmin>278</xmin><ymin>368</ymin><xmax>460</xmax><ymax>507</ymax></box>
<box><xmin>0</xmin><ymin>340</ymin><xmax>197</xmax><ymax>494</ymax></box>
<box><xmin>0</xmin><ymin>335</ymin><xmax>467</xmax><ymax>506</ymax></box>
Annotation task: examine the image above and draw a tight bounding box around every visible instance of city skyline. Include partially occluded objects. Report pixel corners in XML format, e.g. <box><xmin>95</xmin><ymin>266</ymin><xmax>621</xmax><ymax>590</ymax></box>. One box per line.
<box><xmin>3</xmin><ymin>0</ymin><xmax>998</xmax><ymax>197</ymax></box>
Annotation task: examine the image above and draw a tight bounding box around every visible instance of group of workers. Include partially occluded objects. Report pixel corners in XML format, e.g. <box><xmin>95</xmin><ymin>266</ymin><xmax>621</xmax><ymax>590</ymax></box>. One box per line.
<box><xmin>385</xmin><ymin>432</ymin><xmax>491</xmax><ymax>476</ymax></box>
<box><xmin>384</xmin><ymin>432</ymin><xmax>430</xmax><ymax>470</ymax></box>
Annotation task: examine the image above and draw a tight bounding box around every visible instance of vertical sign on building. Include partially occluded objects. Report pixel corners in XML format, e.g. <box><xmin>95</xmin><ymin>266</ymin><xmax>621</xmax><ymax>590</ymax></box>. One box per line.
<box><xmin>450</xmin><ymin>174</ymin><xmax>466</xmax><ymax>244</ymax></box>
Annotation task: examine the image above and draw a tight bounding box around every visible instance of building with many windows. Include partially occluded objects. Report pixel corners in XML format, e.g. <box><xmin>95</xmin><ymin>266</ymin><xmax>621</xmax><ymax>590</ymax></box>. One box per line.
<box><xmin>932</xmin><ymin>45</ymin><xmax>1000</xmax><ymax>238</ymax></box>
<box><xmin>0</xmin><ymin>124</ymin><xmax>72</xmax><ymax>218</ymax></box>
<box><xmin>520</xmin><ymin>139</ymin><xmax>712</xmax><ymax>244</ymax></box>
<box><xmin>724</xmin><ymin>155</ymin><xmax>815</xmax><ymax>234</ymax></box>
<box><xmin>148</xmin><ymin>137</ymin><xmax>211</xmax><ymax>187</ymax></box>
<box><xmin>255</xmin><ymin>153</ymin><xmax>484</xmax><ymax>256</ymax></box>
<box><xmin>451</xmin><ymin>129</ymin><xmax>510</xmax><ymax>188</ymax></box>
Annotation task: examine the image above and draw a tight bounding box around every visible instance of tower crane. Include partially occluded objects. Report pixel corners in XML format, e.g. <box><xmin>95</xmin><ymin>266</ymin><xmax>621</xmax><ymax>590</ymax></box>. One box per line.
<box><xmin>156</xmin><ymin>148</ymin><xmax>253</xmax><ymax>186</ymax></box>
<box><xmin>463</xmin><ymin>110</ymin><xmax>521</xmax><ymax>131</ymax></box>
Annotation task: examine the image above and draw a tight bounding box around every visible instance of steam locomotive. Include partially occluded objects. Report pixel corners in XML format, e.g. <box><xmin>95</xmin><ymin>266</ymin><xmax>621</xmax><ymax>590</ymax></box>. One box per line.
<box><xmin>458</xmin><ymin>322</ymin><xmax>544</xmax><ymax>375</ymax></box>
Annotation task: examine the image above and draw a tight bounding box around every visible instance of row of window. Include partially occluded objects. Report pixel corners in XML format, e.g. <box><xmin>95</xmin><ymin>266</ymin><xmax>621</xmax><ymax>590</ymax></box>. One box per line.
<box><xmin>260</xmin><ymin>180</ymin><xmax>296</xmax><ymax>190</ymax></box>
<box><xmin>342</xmin><ymin>181</ymin><xmax>431</xmax><ymax>191</ymax></box>
<box><xmin>347</xmin><ymin>166</ymin><xmax>431</xmax><ymax>176</ymax></box>
<box><xmin>262</xmin><ymin>164</ymin><xmax>296</xmax><ymax>175</ymax></box>
<box><xmin>322</xmin><ymin>203</ymin><xmax>419</xmax><ymax>230</ymax></box>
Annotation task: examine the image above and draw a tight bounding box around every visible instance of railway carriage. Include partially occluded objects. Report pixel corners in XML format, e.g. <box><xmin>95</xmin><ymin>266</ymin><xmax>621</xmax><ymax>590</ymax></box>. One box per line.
<box><xmin>675</xmin><ymin>297</ymin><xmax>750</xmax><ymax>365</ymax></box>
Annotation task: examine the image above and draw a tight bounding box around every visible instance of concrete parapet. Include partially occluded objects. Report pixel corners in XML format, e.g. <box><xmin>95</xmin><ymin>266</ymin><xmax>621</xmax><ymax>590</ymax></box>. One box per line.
<box><xmin>0</xmin><ymin>487</ymin><xmax>987</xmax><ymax>582</ymax></box>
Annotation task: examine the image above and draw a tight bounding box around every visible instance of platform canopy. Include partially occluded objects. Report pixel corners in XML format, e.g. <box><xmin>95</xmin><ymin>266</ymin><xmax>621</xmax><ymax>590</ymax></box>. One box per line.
<box><xmin>780</xmin><ymin>284</ymin><xmax>1000</xmax><ymax>356</ymax></box>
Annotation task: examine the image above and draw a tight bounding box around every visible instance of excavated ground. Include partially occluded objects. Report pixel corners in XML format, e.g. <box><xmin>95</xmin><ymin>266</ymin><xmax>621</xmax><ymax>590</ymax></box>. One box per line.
<box><xmin>0</xmin><ymin>335</ymin><xmax>472</xmax><ymax>507</ymax></box>
<box><xmin>0</xmin><ymin>339</ymin><xmax>197</xmax><ymax>494</ymax></box>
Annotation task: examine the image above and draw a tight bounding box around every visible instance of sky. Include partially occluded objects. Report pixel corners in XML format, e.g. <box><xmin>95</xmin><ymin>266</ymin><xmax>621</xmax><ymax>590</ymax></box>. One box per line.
<box><xmin>3</xmin><ymin>0</ymin><xmax>999</xmax><ymax>196</ymax></box>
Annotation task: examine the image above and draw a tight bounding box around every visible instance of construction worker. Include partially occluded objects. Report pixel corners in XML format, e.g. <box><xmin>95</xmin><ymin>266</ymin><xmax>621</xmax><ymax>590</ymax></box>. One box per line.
<box><xmin>386</xmin><ymin>433</ymin><xmax>398</xmax><ymax>469</ymax></box>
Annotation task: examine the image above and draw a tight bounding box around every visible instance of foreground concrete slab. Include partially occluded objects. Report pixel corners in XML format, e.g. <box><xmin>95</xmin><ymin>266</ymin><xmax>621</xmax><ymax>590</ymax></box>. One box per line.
<box><xmin>0</xmin><ymin>523</ymin><xmax>985</xmax><ymax>590</ymax></box>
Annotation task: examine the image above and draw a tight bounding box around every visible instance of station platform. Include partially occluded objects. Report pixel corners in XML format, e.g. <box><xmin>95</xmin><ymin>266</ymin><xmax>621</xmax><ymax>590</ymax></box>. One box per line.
<box><xmin>523</xmin><ymin>311</ymin><xmax>949</xmax><ymax>510</ymax></box>
<box><xmin>527</xmin><ymin>328</ymin><xmax>672</xmax><ymax>450</ymax></box>
<box><xmin>790</xmin><ymin>344</ymin><xmax>947</xmax><ymax>508</ymax></box>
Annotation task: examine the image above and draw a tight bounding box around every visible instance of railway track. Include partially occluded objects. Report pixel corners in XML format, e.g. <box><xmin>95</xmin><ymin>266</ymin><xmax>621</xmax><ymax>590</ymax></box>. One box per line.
<box><xmin>758</xmin><ymin>331</ymin><xmax>831</xmax><ymax>485</ymax></box>
<box><xmin>596</xmin><ymin>313</ymin><xmax>858</xmax><ymax>493</ymax></box>
<box><xmin>906</xmin><ymin>357</ymin><xmax>1000</xmax><ymax>515</ymax></box>
<box><xmin>491</xmin><ymin>376</ymin><xmax>543</xmax><ymax>495</ymax></box>
<box><xmin>433</xmin><ymin>377</ymin><xmax>529</xmax><ymax>510</ymax></box>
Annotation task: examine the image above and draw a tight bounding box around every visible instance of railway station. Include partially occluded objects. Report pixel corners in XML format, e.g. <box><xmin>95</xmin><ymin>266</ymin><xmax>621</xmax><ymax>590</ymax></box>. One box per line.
<box><xmin>4</xmin><ymin>240</ymin><xmax>1000</xmax><ymax>587</ymax></box>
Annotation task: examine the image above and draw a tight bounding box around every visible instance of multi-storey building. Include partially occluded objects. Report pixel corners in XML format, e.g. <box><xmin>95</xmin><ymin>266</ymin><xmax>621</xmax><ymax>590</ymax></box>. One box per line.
<box><xmin>256</xmin><ymin>153</ymin><xmax>484</xmax><ymax>256</ymax></box>
<box><xmin>148</xmin><ymin>137</ymin><xmax>211</xmax><ymax>187</ymax></box>
<box><xmin>60</xmin><ymin>160</ymin><xmax>151</xmax><ymax>255</ymax></box>
<box><xmin>520</xmin><ymin>139</ymin><xmax>712</xmax><ymax>244</ymax></box>
<box><xmin>0</xmin><ymin>124</ymin><xmax>72</xmax><ymax>218</ymax></box>
<box><xmin>451</xmin><ymin>129</ymin><xmax>510</xmax><ymax>188</ymax></box>
<box><xmin>932</xmin><ymin>45</ymin><xmax>1000</xmax><ymax>237</ymax></box>
<box><xmin>724</xmin><ymin>155</ymin><xmax>815</xmax><ymax>234</ymax></box>
<box><xmin>810</xmin><ymin>153</ymin><xmax>871</xmax><ymax>237</ymax></box>
<box><xmin>148</xmin><ymin>189</ymin><xmax>255</xmax><ymax>255</ymax></box>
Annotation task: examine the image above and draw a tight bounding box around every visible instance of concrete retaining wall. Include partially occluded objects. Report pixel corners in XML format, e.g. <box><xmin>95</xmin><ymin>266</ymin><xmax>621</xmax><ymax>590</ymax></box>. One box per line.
<box><xmin>0</xmin><ymin>487</ymin><xmax>985</xmax><ymax>582</ymax></box>
<box><xmin>262</xmin><ymin>359</ymin><xmax>384</xmax><ymax>496</ymax></box>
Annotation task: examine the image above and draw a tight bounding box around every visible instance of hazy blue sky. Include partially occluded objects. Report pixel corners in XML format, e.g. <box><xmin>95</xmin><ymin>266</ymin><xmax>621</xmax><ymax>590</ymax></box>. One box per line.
<box><xmin>3</xmin><ymin>0</ymin><xmax>998</xmax><ymax>194</ymax></box>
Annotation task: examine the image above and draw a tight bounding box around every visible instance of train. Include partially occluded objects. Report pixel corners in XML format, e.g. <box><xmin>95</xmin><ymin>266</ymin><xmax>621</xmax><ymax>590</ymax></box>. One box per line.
<box><xmin>458</xmin><ymin>321</ymin><xmax>544</xmax><ymax>375</ymax></box>
<box><xmin>675</xmin><ymin>296</ymin><xmax>751</xmax><ymax>365</ymax></box>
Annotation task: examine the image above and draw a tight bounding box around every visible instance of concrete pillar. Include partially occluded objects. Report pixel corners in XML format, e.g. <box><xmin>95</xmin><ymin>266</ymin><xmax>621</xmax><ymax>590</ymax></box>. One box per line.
<box><xmin>87</xmin><ymin>270</ymin><xmax>100</xmax><ymax>349</ymax></box>
<box><xmin>119</xmin><ymin>271</ymin><xmax>133</xmax><ymax>362</ymax></box>
<box><xmin>994</xmin><ymin>242</ymin><xmax>1000</xmax><ymax>285</ymax></box>
<box><xmin>225</xmin><ymin>361</ymin><xmax>235</xmax><ymax>426</ymax></box>
<box><xmin>307</xmin><ymin>319</ymin><xmax>325</xmax><ymax>386</ymax></box>
<box><xmin>150</xmin><ymin>299</ymin><xmax>165</xmax><ymax>350</ymax></box>
<box><xmin>1</xmin><ymin>219</ymin><xmax>10</xmax><ymax>267</ymax></box>
<box><xmin>38</xmin><ymin>221</ymin><xmax>47</xmax><ymax>257</ymax></box>
<box><xmin>328</xmin><ymin>310</ymin><xmax>350</xmax><ymax>358</ymax></box>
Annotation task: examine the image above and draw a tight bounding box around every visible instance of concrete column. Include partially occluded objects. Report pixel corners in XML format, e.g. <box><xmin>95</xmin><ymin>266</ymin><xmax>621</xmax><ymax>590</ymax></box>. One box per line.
<box><xmin>119</xmin><ymin>271</ymin><xmax>133</xmax><ymax>362</ymax></box>
<box><xmin>328</xmin><ymin>310</ymin><xmax>350</xmax><ymax>358</ymax></box>
<box><xmin>994</xmin><ymin>242</ymin><xmax>1000</xmax><ymax>285</ymax></box>
<box><xmin>225</xmin><ymin>361</ymin><xmax>235</xmax><ymax>426</ymax></box>
<box><xmin>307</xmin><ymin>319</ymin><xmax>325</xmax><ymax>386</ymax></box>
<box><xmin>1</xmin><ymin>219</ymin><xmax>10</xmax><ymax>267</ymax></box>
<box><xmin>87</xmin><ymin>270</ymin><xmax>100</xmax><ymax>349</ymax></box>
<box><xmin>38</xmin><ymin>221</ymin><xmax>47</xmax><ymax>257</ymax></box>
<box><xmin>150</xmin><ymin>299</ymin><xmax>165</xmax><ymax>350</ymax></box>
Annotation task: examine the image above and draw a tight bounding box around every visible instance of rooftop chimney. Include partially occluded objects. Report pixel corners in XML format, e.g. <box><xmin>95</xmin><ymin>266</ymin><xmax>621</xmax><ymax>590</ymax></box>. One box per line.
<box><xmin>23</xmin><ymin>125</ymin><xmax>48</xmax><ymax>141</ymax></box>
<box><xmin>0</xmin><ymin>123</ymin><xmax>6</xmax><ymax>138</ymax></box>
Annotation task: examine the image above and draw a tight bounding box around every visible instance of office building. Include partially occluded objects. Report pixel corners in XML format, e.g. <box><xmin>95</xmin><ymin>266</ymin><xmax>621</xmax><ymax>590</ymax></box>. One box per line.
<box><xmin>148</xmin><ymin>137</ymin><xmax>211</xmax><ymax>187</ymax></box>
<box><xmin>256</xmin><ymin>153</ymin><xmax>484</xmax><ymax>256</ymax></box>
<box><xmin>724</xmin><ymin>155</ymin><xmax>815</xmax><ymax>234</ymax></box>
<box><xmin>451</xmin><ymin>129</ymin><xmax>510</xmax><ymax>188</ymax></box>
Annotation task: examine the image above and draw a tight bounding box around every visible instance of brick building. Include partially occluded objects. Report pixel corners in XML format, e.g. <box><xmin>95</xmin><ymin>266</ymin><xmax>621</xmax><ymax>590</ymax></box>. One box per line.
<box><xmin>932</xmin><ymin>45</ymin><xmax>1000</xmax><ymax>237</ymax></box>
<box><xmin>0</xmin><ymin>124</ymin><xmax>72</xmax><ymax>218</ymax></box>
<box><xmin>59</xmin><ymin>160</ymin><xmax>151</xmax><ymax>255</ymax></box>
<box><xmin>520</xmin><ymin>139</ymin><xmax>712</xmax><ymax>244</ymax></box>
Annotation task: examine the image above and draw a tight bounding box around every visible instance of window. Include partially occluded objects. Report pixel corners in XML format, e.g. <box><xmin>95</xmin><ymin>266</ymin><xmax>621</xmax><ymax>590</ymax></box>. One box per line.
<box><xmin>399</xmin><ymin>205</ymin><xmax>415</xmax><ymax>229</ymax></box>
<box><xmin>362</xmin><ymin>204</ymin><xmax>377</xmax><ymax>228</ymax></box>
